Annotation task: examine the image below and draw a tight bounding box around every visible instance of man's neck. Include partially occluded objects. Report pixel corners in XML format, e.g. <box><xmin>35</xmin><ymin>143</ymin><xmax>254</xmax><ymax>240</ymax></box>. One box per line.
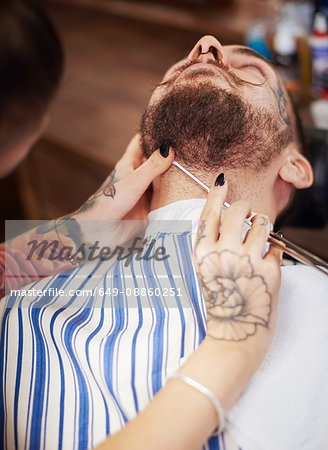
<box><xmin>150</xmin><ymin>166</ymin><xmax>282</xmax><ymax>224</ymax></box>
<box><xmin>150</xmin><ymin>176</ymin><xmax>207</xmax><ymax>212</ymax></box>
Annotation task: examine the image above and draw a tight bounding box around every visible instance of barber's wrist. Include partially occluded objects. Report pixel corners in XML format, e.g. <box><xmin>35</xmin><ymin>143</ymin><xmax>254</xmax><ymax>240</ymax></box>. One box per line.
<box><xmin>189</xmin><ymin>337</ymin><xmax>259</xmax><ymax>411</ymax></box>
<box><xmin>203</xmin><ymin>325</ymin><xmax>274</xmax><ymax>367</ymax></box>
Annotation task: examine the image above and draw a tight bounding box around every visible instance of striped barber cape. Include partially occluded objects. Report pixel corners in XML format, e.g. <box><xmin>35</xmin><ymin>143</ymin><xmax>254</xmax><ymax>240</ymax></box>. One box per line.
<box><xmin>0</xmin><ymin>199</ymin><xmax>243</xmax><ymax>450</ymax></box>
<box><xmin>3</xmin><ymin>199</ymin><xmax>327</xmax><ymax>450</ymax></box>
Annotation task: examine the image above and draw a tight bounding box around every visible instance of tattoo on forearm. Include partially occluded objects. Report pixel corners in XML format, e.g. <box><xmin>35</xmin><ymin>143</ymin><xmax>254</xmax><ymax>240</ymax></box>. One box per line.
<box><xmin>196</xmin><ymin>249</ymin><xmax>272</xmax><ymax>341</ymax></box>
<box><xmin>79</xmin><ymin>168</ymin><xmax>117</xmax><ymax>213</ymax></box>
<box><xmin>35</xmin><ymin>169</ymin><xmax>118</xmax><ymax>249</ymax></box>
<box><xmin>36</xmin><ymin>217</ymin><xmax>84</xmax><ymax>248</ymax></box>
<box><xmin>14</xmin><ymin>168</ymin><xmax>119</xmax><ymax>271</ymax></box>
<box><xmin>271</xmin><ymin>83</ymin><xmax>291</xmax><ymax>126</ymax></box>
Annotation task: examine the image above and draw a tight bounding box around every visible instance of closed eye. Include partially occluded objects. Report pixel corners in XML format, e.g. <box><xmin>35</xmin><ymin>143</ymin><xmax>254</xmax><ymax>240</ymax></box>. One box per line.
<box><xmin>238</xmin><ymin>63</ymin><xmax>266</xmax><ymax>79</ymax></box>
<box><xmin>229</xmin><ymin>60</ymin><xmax>269</xmax><ymax>86</ymax></box>
<box><xmin>245</xmin><ymin>65</ymin><xmax>263</xmax><ymax>75</ymax></box>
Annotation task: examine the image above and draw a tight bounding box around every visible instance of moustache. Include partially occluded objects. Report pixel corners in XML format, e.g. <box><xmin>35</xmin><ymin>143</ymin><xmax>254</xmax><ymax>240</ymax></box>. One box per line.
<box><xmin>156</xmin><ymin>59</ymin><xmax>262</xmax><ymax>90</ymax></box>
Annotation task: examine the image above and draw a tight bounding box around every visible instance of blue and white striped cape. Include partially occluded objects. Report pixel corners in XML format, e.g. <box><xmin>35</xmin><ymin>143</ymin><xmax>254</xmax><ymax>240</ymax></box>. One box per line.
<box><xmin>0</xmin><ymin>200</ymin><xmax>245</xmax><ymax>450</ymax></box>
<box><xmin>3</xmin><ymin>199</ymin><xmax>325</xmax><ymax>450</ymax></box>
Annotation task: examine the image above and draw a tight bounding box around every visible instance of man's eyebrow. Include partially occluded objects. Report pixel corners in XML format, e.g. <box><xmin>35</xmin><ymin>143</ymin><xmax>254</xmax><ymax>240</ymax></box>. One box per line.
<box><xmin>231</xmin><ymin>47</ymin><xmax>274</xmax><ymax>68</ymax></box>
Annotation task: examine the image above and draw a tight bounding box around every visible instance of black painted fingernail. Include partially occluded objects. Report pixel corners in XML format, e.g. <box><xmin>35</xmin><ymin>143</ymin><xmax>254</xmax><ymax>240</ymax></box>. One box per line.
<box><xmin>214</xmin><ymin>173</ymin><xmax>225</xmax><ymax>186</ymax></box>
<box><xmin>159</xmin><ymin>141</ymin><xmax>171</xmax><ymax>158</ymax></box>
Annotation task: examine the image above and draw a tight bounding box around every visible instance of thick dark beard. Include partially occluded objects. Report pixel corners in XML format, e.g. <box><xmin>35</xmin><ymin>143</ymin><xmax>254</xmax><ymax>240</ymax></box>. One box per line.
<box><xmin>140</xmin><ymin>81</ymin><xmax>291</xmax><ymax>171</ymax></box>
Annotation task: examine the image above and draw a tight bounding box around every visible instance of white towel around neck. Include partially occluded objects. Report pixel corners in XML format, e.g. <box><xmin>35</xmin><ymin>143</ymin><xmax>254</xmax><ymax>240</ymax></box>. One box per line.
<box><xmin>226</xmin><ymin>265</ymin><xmax>328</xmax><ymax>450</ymax></box>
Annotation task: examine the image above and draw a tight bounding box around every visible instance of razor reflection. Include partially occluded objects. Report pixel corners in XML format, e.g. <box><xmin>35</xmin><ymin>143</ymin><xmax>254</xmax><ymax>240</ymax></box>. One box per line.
<box><xmin>172</xmin><ymin>160</ymin><xmax>328</xmax><ymax>277</ymax></box>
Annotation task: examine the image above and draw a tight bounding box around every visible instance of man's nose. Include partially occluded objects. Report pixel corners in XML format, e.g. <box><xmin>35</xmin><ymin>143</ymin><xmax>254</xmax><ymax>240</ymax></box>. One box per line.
<box><xmin>187</xmin><ymin>35</ymin><xmax>229</xmax><ymax>67</ymax></box>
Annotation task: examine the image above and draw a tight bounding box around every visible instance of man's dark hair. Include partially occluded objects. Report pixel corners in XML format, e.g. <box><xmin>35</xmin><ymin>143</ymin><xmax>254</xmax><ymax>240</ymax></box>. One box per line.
<box><xmin>0</xmin><ymin>0</ymin><xmax>63</xmax><ymax>151</ymax></box>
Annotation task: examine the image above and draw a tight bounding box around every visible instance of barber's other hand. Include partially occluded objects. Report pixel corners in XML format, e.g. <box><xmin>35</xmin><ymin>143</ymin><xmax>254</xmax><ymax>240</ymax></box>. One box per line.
<box><xmin>77</xmin><ymin>134</ymin><xmax>174</xmax><ymax>221</ymax></box>
<box><xmin>193</xmin><ymin>177</ymin><xmax>283</xmax><ymax>405</ymax></box>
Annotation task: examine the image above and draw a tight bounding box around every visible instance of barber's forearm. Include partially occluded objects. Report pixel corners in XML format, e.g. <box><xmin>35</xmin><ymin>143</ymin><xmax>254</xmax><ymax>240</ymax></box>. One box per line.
<box><xmin>101</xmin><ymin>379</ymin><xmax>216</xmax><ymax>450</ymax></box>
<box><xmin>179</xmin><ymin>337</ymin><xmax>256</xmax><ymax>412</ymax></box>
<box><xmin>0</xmin><ymin>216</ymin><xmax>85</xmax><ymax>295</ymax></box>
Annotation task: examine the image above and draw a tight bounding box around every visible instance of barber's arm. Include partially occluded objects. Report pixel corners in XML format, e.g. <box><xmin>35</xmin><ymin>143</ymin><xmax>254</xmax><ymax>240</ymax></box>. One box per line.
<box><xmin>0</xmin><ymin>135</ymin><xmax>173</xmax><ymax>297</ymax></box>
<box><xmin>96</xmin><ymin>179</ymin><xmax>283</xmax><ymax>450</ymax></box>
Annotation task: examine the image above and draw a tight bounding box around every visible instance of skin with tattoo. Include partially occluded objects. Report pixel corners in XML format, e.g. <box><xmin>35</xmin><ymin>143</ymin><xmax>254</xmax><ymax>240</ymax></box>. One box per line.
<box><xmin>0</xmin><ymin>135</ymin><xmax>174</xmax><ymax>296</ymax></box>
<box><xmin>143</xmin><ymin>40</ymin><xmax>294</xmax><ymax>174</ymax></box>
<box><xmin>194</xmin><ymin>219</ymin><xmax>206</xmax><ymax>248</ymax></box>
<box><xmin>79</xmin><ymin>168</ymin><xmax>117</xmax><ymax>212</ymax></box>
<box><xmin>271</xmin><ymin>82</ymin><xmax>291</xmax><ymax>126</ymax></box>
<box><xmin>193</xmin><ymin>188</ymin><xmax>281</xmax><ymax>348</ymax></box>
<box><xmin>194</xmin><ymin>214</ymin><xmax>272</xmax><ymax>341</ymax></box>
<box><xmin>34</xmin><ymin>167</ymin><xmax>118</xmax><ymax>246</ymax></box>
<box><xmin>196</xmin><ymin>248</ymin><xmax>272</xmax><ymax>341</ymax></box>
<box><xmin>193</xmin><ymin>179</ymin><xmax>282</xmax><ymax>352</ymax></box>
<box><xmin>143</xmin><ymin>36</ymin><xmax>313</xmax><ymax>223</ymax></box>
<box><xmin>260</xmin><ymin>215</ymin><xmax>269</xmax><ymax>226</ymax></box>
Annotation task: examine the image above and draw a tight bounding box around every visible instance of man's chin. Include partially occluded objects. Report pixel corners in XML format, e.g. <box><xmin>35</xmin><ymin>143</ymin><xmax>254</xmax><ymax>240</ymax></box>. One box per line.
<box><xmin>140</xmin><ymin>80</ymin><xmax>247</xmax><ymax>168</ymax></box>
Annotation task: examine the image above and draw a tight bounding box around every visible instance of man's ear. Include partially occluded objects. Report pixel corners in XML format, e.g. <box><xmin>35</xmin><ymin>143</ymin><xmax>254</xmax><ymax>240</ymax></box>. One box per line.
<box><xmin>278</xmin><ymin>147</ymin><xmax>313</xmax><ymax>189</ymax></box>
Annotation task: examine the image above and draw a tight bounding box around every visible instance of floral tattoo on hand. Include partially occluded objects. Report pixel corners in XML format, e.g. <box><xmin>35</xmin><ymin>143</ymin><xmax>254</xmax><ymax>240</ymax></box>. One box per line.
<box><xmin>196</xmin><ymin>249</ymin><xmax>272</xmax><ymax>341</ymax></box>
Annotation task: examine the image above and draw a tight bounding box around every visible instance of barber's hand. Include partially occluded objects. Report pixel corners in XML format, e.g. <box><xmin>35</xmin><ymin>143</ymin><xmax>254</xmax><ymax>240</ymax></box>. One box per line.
<box><xmin>77</xmin><ymin>134</ymin><xmax>173</xmax><ymax>221</ymax></box>
<box><xmin>70</xmin><ymin>134</ymin><xmax>174</xmax><ymax>249</ymax></box>
<box><xmin>1</xmin><ymin>136</ymin><xmax>173</xmax><ymax>295</ymax></box>
<box><xmin>193</xmin><ymin>178</ymin><xmax>283</xmax><ymax>382</ymax></box>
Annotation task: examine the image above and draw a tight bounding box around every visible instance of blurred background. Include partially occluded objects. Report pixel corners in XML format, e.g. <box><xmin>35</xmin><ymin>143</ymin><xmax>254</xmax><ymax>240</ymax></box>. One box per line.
<box><xmin>1</xmin><ymin>0</ymin><xmax>328</xmax><ymax>259</ymax></box>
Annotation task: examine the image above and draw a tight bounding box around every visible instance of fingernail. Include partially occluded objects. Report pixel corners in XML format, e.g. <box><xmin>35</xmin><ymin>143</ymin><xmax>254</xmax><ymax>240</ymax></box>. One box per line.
<box><xmin>159</xmin><ymin>141</ymin><xmax>171</xmax><ymax>158</ymax></box>
<box><xmin>214</xmin><ymin>173</ymin><xmax>225</xmax><ymax>186</ymax></box>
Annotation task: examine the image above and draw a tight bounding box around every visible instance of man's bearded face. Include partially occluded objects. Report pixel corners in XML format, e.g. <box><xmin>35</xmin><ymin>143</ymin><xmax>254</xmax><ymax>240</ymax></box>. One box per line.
<box><xmin>141</xmin><ymin>80</ymin><xmax>291</xmax><ymax>172</ymax></box>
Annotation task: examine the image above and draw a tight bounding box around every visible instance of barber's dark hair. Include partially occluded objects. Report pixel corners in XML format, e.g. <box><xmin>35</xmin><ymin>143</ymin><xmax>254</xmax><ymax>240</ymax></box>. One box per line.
<box><xmin>0</xmin><ymin>0</ymin><xmax>63</xmax><ymax>150</ymax></box>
